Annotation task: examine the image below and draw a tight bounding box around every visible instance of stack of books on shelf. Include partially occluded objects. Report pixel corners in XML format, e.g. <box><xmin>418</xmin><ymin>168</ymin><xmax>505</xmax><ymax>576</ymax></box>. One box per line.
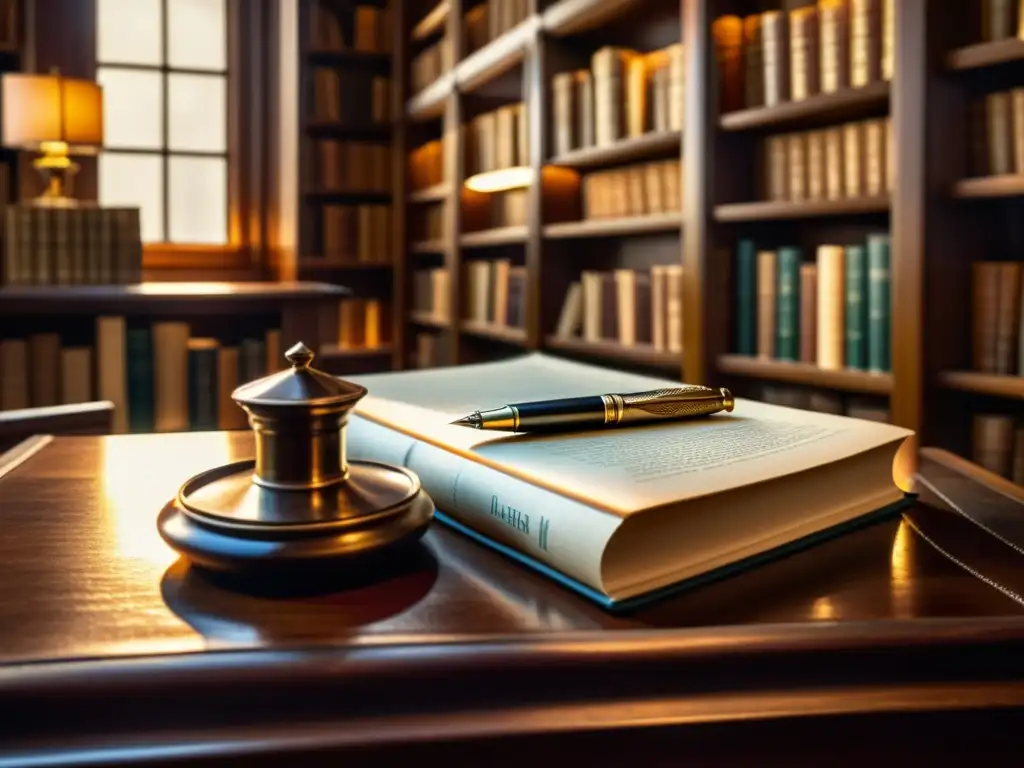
<box><xmin>463</xmin><ymin>0</ymin><xmax>532</xmax><ymax>55</ymax></box>
<box><xmin>973</xmin><ymin>412</ymin><xmax>1024</xmax><ymax>485</ymax></box>
<box><xmin>463</xmin><ymin>259</ymin><xmax>527</xmax><ymax>331</ymax></box>
<box><xmin>312</xmin><ymin>140</ymin><xmax>391</xmax><ymax>193</ymax></box>
<box><xmin>411</xmin><ymin>203</ymin><xmax>448</xmax><ymax>244</ymax></box>
<box><xmin>972</xmin><ymin>261</ymin><xmax>1024</xmax><ymax>376</ymax></box>
<box><xmin>308</xmin><ymin>0</ymin><xmax>391</xmax><ymax>52</ymax></box>
<box><xmin>553</xmin><ymin>267</ymin><xmax>684</xmax><ymax>354</ymax></box>
<box><xmin>0</xmin><ymin>321</ymin><xmax>281</xmax><ymax>434</ymax></box>
<box><xmin>2</xmin><ymin>205</ymin><xmax>143</xmax><ymax>286</ymax></box>
<box><xmin>409</xmin><ymin>140</ymin><xmax>444</xmax><ymax>190</ymax></box>
<box><xmin>550</xmin><ymin>43</ymin><xmax>685</xmax><ymax>157</ymax></box>
<box><xmin>733</xmin><ymin>235</ymin><xmax>891</xmax><ymax>373</ymax></box>
<box><xmin>465</xmin><ymin>103</ymin><xmax>529</xmax><ymax>175</ymax></box>
<box><xmin>758</xmin><ymin>383</ymin><xmax>890</xmax><ymax>423</ymax></box>
<box><xmin>978</xmin><ymin>0</ymin><xmax>1022</xmax><ymax>41</ymax></box>
<box><xmin>582</xmin><ymin>159</ymin><xmax>681</xmax><ymax>220</ymax></box>
<box><xmin>762</xmin><ymin>116</ymin><xmax>892</xmax><ymax>203</ymax></box>
<box><xmin>411</xmin><ymin>35</ymin><xmax>451</xmax><ymax>95</ymax></box>
<box><xmin>337</xmin><ymin>298</ymin><xmax>391</xmax><ymax>351</ymax></box>
<box><xmin>412</xmin><ymin>267</ymin><xmax>450</xmax><ymax>323</ymax></box>
<box><xmin>311</xmin><ymin>67</ymin><xmax>391</xmax><ymax>126</ymax></box>
<box><xmin>969</xmin><ymin>88</ymin><xmax>1024</xmax><ymax>179</ymax></box>
<box><xmin>714</xmin><ymin>0</ymin><xmax>893</xmax><ymax>114</ymax></box>
<box><xmin>317</xmin><ymin>204</ymin><xmax>392</xmax><ymax>265</ymax></box>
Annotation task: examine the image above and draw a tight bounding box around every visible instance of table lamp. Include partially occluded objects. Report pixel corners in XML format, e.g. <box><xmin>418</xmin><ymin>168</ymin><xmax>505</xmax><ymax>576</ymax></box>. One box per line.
<box><xmin>1</xmin><ymin>69</ymin><xmax>104</xmax><ymax>206</ymax></box>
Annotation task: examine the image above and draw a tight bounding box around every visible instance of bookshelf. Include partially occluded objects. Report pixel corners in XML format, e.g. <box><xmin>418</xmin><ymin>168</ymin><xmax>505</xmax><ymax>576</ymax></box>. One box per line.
<box><xmin>293</xmin><ymin>0</ymin><xmax>401</xmax><ymax>372</ymax></box>
<box><xmin>391</xmin><ymin>0</ymin><xmax>1024</xmax><ymax>481</ymax></box>
<box><xmin>0</xmin><ymin>0</ymin><xmax>21</xmax><ymax>213</ymax></box>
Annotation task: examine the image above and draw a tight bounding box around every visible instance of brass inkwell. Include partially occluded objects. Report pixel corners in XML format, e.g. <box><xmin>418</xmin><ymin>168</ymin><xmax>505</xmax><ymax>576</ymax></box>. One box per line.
<box><xmin>157</xmin><ymin>342</ymin><xmax>435</xmax><ymax>577</ymax></box>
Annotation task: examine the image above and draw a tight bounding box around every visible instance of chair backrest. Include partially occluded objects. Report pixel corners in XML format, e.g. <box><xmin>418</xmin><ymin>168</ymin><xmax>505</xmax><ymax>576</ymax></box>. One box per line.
<box><xmin>0</xmin><ymin>401</ymin><xmax>116</xmax><ymax>454</ymax></box>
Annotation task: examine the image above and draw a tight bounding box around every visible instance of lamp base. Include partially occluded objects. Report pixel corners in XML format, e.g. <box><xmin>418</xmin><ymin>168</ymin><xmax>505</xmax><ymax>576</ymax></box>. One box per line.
<box><xmin>30</xmin><ymin>148</ymin><xmax>80</xmax><ymax>208</ymax></box>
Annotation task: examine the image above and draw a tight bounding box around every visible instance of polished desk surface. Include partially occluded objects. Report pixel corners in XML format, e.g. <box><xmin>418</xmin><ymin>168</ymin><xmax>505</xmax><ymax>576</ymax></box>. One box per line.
<box><xmin>4</xmin><ymin>432</ymin><xmax>1024</xmax><ymax>765</ymax></box>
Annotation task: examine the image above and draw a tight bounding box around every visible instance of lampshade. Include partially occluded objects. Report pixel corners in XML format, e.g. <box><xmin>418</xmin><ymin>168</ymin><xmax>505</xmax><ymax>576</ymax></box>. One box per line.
<box><xmin>1</xmin><ymin>73</ymin><xmax>104</xmax><ymax>153</ymax></box>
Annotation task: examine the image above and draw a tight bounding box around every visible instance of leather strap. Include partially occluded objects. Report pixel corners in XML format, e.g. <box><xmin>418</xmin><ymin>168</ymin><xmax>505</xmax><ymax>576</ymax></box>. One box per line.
<box><xmin>910</xmin><ymin>450</ymin><xmax>1024</xmax><ymax>607</ymax></box>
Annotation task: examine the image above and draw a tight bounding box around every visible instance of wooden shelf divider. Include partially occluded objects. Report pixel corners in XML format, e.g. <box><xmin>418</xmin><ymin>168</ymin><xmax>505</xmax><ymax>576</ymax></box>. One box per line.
<box><xmin>952</xmin><ymin>175</ymin><xmax>1024</xmax><ymax>199</ymax></box>
<box><xmin>548</xmin><ymin>131</ymin><xmax>682</xmax><ymax>170</ymax></box>
<box><xmin>717</xmin><ymin>355</ymin><xmax>894</xmax><ymax>396</ymax></box>
<box><xmin>938</xmin><ymin>371</ymin><xmax>1024</xmax><ymax>399</ymax></box>
<box><xmin>545</xmin><ymin>336</ymin><xmax>680</xmax><ymax>371</ymax></box>
<box><xmin>460</xmin><ymin>320</ymin><xmax>528</xmax><ymax>345</ymax></box>
<box><xmin>411</xmin><ymin>0</ymin><xmax>449</xmax><ymax>42</ymax></box>
<box><xmin>946</xmin><ymin>38</ymin><xmax>1024</xmax><ymax>71</ymax></box>
<box><xmin>544</xmin><ymin>213</ymin><xmax>680</xmax><ymax>239</ymax></box>
<box><xmin>409</xmin><ymin>312</ymin><xmax>450</xmax><ymax>329</ymax></box>
<box><xmin>409</xmin><ymin>183</ymin><xmax>450</xmax><ymax>203</ymax></box>
<box><xmin>460</xmin><ymin>226</ymin><xmax>529</xmax><ymax>248</ymax></box>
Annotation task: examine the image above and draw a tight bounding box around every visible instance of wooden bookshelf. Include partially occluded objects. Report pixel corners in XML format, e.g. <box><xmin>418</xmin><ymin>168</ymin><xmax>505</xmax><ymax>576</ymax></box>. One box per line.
<box><xmin>409</xmin><ymin>311</ymin><xmax>450</xmax><ymax>329</ymax></box>
<box><xmin>409</xmin><ymin>183</ymin><xmax>450</xmax><ymax>203</ymax></box>
<box><xmin>713</xmin><ymin>196</ymin><xmax>891</xmax><ymax>222</ymax></box>
<box><xmin>951</xmin><ymin>175</ymin><xmax>1024</xmax><ymax>199</ymax></box>
<box><xmin>460</xmin><ymin>320</ymin><xmax>528</xmax><ymax>345</ymax></box>
<box><xmin>411</xmin><ymin>240</ymin><xmax>449</xmax><ymax>254</ymax></box>
<box><xmin>946</xmin><ymin>38</ymin><xmax>1024</xmax><ymax>71</ymax></box>
<box><xmin>411</xmin><ymin>0</ymin><xmax>448</xmax><ymax>41</ymax></box>
<box><xmin>717</xmin><ymin>356</ymin><xmax>894</xmax><ymax>396</ymax></box>
<box><xmin>938</xmin><ymin>372</ymin><xmax>1024</xmax><ymax>400</ymax></box>
<box><xmin>546</xmin><ymin>336</ymin><xmax>680</xmax><ymax>372</ymax></box>
<box><xmin>544</xmin><ymin>213</ymin><xmax>680</xmax><ymax>239</ymax></box>
<box><xmin>719</xmin><ymin>82</ymin><xmax>890</xmax><ymax>132</ymax></box>
<box><xmin>548</xmin><ymin>131</ymin><xmax>681</xmax><ymax>169</ymax></box>
<box><xmin>460</xmin><ymin>226</ymin><xmax>529</xmax><ymax>248</ymax></box>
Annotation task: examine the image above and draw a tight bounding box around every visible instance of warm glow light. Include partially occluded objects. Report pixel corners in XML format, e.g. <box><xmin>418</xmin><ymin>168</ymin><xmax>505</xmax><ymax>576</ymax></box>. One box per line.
<box><xmin>811</xmin><ymin>596</ymin><xmax>837</xmax><ymax>620</ymax></box>
<box><xmin>890</xmin><ymin>519</ymin><xmax>915</xmax><ymax>617</ymax></box>
<box><xmin>1</xmin><ymin>72</ymin><xmax>104</xmax><ymax>151</ymax></box>
<box><xmin>464</xmin><ymin>166</ymin><xmax>533</xmax><ymax>193</ymax></box>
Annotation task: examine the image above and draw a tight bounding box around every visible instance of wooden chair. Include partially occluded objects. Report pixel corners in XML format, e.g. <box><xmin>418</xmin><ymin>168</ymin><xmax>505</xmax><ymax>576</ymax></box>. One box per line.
<box><xmin>0</xmin><ymin>401</ymin><xmax>116</xmax><ymax>455</ymax></box>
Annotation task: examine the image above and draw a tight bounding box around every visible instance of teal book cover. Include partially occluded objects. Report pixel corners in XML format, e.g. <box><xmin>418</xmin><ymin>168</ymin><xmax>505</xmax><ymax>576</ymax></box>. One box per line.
<box><xmin>867</xmin><ymin>234</ymin><xmax>891</xmax><ymax>373</ymax></box>
<box><xmin>775</xmin><ymin>247</ymin><xmax>801</xmax><ymax>361</ymax></box>
<box><xmin>736</xmin><ymin>239</ymin><xmax>758</xmax><ymax>355</ymax></box>
<box><xmin>845</xmin><ymin>245</ymin><xmax>868</xmax><ymax>369</ymax></box>
<box><xmin>125</xmin><ymin>326</ymin><xmax>154</xmax><ymax>434</ymax></box>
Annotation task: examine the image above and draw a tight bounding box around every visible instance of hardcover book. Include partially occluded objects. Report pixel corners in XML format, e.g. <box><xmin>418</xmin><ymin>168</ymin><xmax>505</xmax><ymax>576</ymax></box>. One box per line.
<box><xmin>345</xmin><ymin>354</ymin><xmax>913</xmax><ymax>610</ymax></box>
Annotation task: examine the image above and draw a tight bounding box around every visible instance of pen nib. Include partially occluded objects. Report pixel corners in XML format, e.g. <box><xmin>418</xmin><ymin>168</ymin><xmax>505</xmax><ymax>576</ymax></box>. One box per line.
<box><xmin>450</xmin><ymin>414</ymin><xmax>481</xmax><ymax>428</ymax></box>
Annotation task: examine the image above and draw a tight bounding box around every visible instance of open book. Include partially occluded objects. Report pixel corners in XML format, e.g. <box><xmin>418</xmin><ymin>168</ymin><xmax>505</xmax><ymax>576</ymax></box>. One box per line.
<box><xmin>345</xmin><ymin>354</ymin><xmax>914</xmax><ymax>610</ymax></box>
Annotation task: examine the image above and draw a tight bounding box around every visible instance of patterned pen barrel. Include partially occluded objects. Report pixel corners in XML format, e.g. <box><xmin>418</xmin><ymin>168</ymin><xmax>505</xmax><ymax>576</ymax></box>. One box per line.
<box><xmin>451</xmin><ymin>386</ymin><xmax>735</xmax><ymax>433</ymax></box>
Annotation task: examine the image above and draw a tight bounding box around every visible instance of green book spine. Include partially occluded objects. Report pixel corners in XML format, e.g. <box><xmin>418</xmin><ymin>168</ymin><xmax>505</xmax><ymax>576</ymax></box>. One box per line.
<box><xmin>188</xmin><ymin>347</ymin><xmax>219</xmax><ymax>431</ymax></box>
<box><xmin>844</xmin><ymin>245</ymin><xmax>868</xmax><ymax>369</ymax></box>
<box><xmin>735</xmin><ymin>239</ymin><xmax>757</xmax><ymax>354</ymax></box>
<box><xmin>125</xmin><ymin>327</ymin><xmax>154</xmax><ymax>433</ymax></box>
<box><xmin>775</xmin><ymin>247</ymin><xmax>801</xmax><ymax>361</ymax></box>
<box><xmin>867</xmin><ymin>234</ymin><xmax>891</xmax><ymax>373</ymax></box>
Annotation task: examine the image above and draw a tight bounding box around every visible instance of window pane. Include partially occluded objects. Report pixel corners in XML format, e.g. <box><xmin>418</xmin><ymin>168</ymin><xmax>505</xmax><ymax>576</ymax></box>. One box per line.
<box><xmin>168</xmin><ymin>0</ymin><xmax>227</xmax><ymax>71</ymax></box>
<box><xmin>168</xmin><ymin>156</ymin><xmax>227</xmax><ymax>244</ymax></box>
<box><xmin>99</xmin><ymin>153</ymin><xmax>165</xmax><ymax>243</ymax></box>
<box><xmin>97</xmin><ymin>0</ymin><xmax>162</xmax><ymax>65</ymax></box>
<box><xmin>98</xmin><ymin>68</ymin><xmax>164</xmax><ymax>150</ymax></box>
<box><xmin>168</xmin><ymin>74</ymin><xmax>226</xmax><ymax>153</ymax></box>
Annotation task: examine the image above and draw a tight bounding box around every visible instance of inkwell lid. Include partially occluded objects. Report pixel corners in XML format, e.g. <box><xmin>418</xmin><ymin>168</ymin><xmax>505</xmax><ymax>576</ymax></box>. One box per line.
<box><xmin>231</xmin><ymin>341</ymin><xmax>368</xmax><ymax>410</ymax></box>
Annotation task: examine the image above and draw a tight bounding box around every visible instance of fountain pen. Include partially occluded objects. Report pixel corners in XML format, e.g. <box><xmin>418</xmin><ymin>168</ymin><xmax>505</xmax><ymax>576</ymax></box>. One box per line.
<box><xmin>450</xmin><ymin>385</ymin><xmax>734</xmax><ymax>433</ymax></box>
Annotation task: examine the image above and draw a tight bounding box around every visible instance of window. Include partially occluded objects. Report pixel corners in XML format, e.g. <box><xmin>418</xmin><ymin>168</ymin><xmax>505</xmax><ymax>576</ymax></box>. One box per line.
<box><xmin>96</xmin><ymin>0</ymin><xmax>229</xmax><ymax>246</ymax></box>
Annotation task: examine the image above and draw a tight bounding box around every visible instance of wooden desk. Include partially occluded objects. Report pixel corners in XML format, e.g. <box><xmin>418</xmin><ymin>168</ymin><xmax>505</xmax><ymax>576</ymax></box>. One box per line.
<box><xmin>3</xmin><ymin>433</ymin><xmax>1024</xmax><ymax>766</ymax></box>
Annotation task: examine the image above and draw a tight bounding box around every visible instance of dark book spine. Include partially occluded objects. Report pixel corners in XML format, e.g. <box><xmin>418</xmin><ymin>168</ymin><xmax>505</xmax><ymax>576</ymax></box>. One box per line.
<box><xmin>126</xmin><ymin>327</ymin><xmax>155</xmax><ymax>433</ymax></box>
<box><xmin>735</xmin><ymin>239</ymin><xmax>757</xmax><ymax>354</ymax></box>
<box><xmin>867</xmin><ymin>234</ymin><xmax>891</xmax><ymax>373</ymax></box>
<box><xmin>634</xmin><ymin>272</ymin><xmax>653</xmax><ymax>344</ymax></box>
<box><xmin>239</xmin><ymin>339</ymin><xmax>266</xmax><ymax>384</ymax></box>
<box><xmin>188</xmin><ymin>348</ymin><xmax>219</xmax><ymax>431</ymax></box>
<box><xmin>600</xmin><ymin>272</ymin><xmax>617</xmax><ymax>340</ymax></box>
<box><xmin>775</xmin><ymin>247</ymin><xmax>801</xmax><ymax>361</ymax></box>
<box><xmin>844</xmin><ymin>245</ymin><xmax>868</xmax><ymax>369</ymax></box>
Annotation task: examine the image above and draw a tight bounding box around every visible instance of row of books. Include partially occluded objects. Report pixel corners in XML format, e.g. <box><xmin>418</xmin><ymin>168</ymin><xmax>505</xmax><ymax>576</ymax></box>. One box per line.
<box><xmin>465</xmin><ymin>103</ymin><xmax>529</xmax><ymax>176</ymax></box>
<box><xmin>582</xmin><ymin>159</ymin><xmax>681</xmax><ymax>220</ymax></box>
<box><xmin>759</xmin><ymin>384</ymin><xmax>891</xmax><ymax>423</ymax></box>
<box><xmin>465</xmin><ymin>188</ymin><xmax>528</xmax><ymax>231</ymax></box>
<box><xmin>409</xmin><ymin>140</ymin><xmax>444</xmax><ymax>191</ymax></box>
<box><xmin>316</xmin><ymin>204</ymin><xmax>392</xmax><ymax>264</ymax></box>
<box><xmin>412</xmin><ymin>267</ymin><xmax>451</xmax><ymax>323</ymax></box>
<box><xmin>734</xmin><ymin>235</ymin><xmax>892</xmax><ymax>373</ymax></box>
<box><xmin>972</xmin><ymin>89</ymin><xmax>1024</xmax><ymax>179</ymax></box>
<box><xmin>972</xmin><ymin>261</ymin><xmax>1024</xmax><ymax>375</ymax></box>
<box><xmin>411</xmin><ymin>36</ymin><xmax>452</xmax><ymax>95</ymax></box>
<box><xmin>2</xmin><ymin>205</ymin><xmax>143</xmax><ymax>287</ymax></box>
<box><xmin>974</xmin><ymin>412</ymin><xmax>1024</xmax><ymax>484</ymax></box>
<box><xmin>554</xmin><ymin>267</ymin><xmax>684</xmax><ymax>353</ymax></box>
<box><xmin>310</xmin><ymin>69</ymin><xmax>391</xmax><ymax>126</ymax></box>
<box><xmin>312</xmin><ymin>140</ymin><xmax>391</xmax><ymax>192</ymax></box>
<box><xmin>551</xmin><ymin>43</ymin><xmax>685</xmax><ymax>157</ymax></box>
<box><xmin>763</xmin><ymin>117</ymin><xmax>892</xmax><ymax>203</ymax></box>
<box><xmin>337</xmin><ymin>298</ymin><xmax>392</xmax><ymax>351</ymax></box>
<box><xmin>413</xmin><ymin>332</ymin><xmax>444</xmax><ymax>369</ymax></box>
<box><xmin>0</xmin><ymin>321</ymin><xmax>283</xmax><ymax>433</ymax></box>
<box><xmin>464</xmin><ymin>259</ymin><xmax>527</xmax><ymax>330</ymax></box>
<box><xmin>714</xmin><ymin>0</ymin><xmax>894</xmax><ymax>114</ymax></box>
<box><xmin>464</xmin><ymin>0</ymin><xmax>532</xmax><ymax>55</ymax></box>
<box><xmin>309</xmin><ymin>0</ymin><xmax>391</xmax><ymax>53</ymax></box>
<box><xmin>980</xmin><ymin>0</ymin><xmax>1024</xmax><ymax>40</ymax></box>
<box><xmin>412</xmin><ymin>201</ymin><xmax>447</xmax><ymax>243</ymax></box>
